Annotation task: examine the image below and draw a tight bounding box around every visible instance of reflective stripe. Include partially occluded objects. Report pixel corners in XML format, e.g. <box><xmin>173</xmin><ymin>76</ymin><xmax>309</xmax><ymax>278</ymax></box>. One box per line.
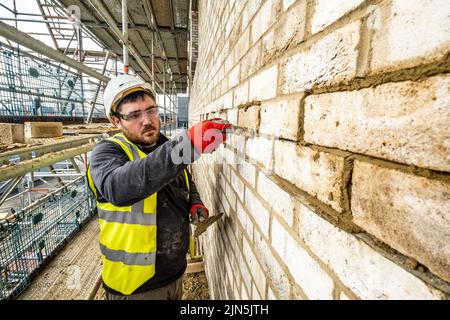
<box><xmin>132</xmin><ymin>197</ymin><xmax>144</xmax><ymax>214</ymax></box>
<box><xmin>115</xmin><ymin>133</ymin><xmax>148</xmax><ymax>158</ymax></box>
<box><xmin>189</xmin><ymin>233</ymin><xmax>195</xmax><ymax>259</ymax></box>
<box><xmin>86</xmin><ymin>167</ymin><xmax>98</xmax><ymax>198</ymax></box>
<box><xmin>108</xmin><ymin>137</ymin><xmax>134</xmax><ymax>160</ymax></box>
<box><xmin>98</xmin><ymin>220</ymin><xmax>157</xmax><ymax>253</ymax></box>
<box><xmin>97</xmin><ymin>202</ymin><xmax>131</xmax><ymax>212</ymax></box>
<box><xmin>98</xmin><ymin>208</ymin><xmax>156</xmax><ymax>226</ymax></box>
<box><xmin>100</xmin><ymin>244</ymin><xmax>156</xmax><ymax>266</ymax></box>
<box><xmin>114</xmin><ymin>135</ymin><xmax>140</xmax><ymax>159</ymax></box>
<box><xmin>184</xmin><ymin>170</ymin><xmax>190</xmax><ymax>193</ymax></box>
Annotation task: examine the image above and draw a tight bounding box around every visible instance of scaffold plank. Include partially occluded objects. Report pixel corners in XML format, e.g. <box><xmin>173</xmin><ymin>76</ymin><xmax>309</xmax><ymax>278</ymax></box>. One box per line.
<box><xmin>17</xmin><ymin>218</ymin><xmax>102</xmax><ymax>300</ymax></box>
<box><xmin>0</xmin><ymin>142</ymin><xmax>96</xmax><ymax>181</ymax></box>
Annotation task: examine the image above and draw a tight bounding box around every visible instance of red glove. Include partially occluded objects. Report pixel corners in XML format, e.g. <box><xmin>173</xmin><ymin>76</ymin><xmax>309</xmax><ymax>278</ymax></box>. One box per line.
<box><xmin>190</xmin><ymin>204</ymin><xmax>209</xmax><ymax>225</ymax></box>
<box><xmin>188</xmin><ymin>118</ymin><xmax>233</xmax><ymax>154</ymax></box>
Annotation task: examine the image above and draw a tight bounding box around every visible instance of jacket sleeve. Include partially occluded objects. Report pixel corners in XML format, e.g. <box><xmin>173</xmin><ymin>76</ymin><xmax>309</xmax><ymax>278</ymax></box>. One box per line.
<box><xmin>89</xmin><ymin>130</ymin><xmax>200</xmax><ymax>206</ymax></box>
<box><xmin>186</xmin><ymin>169</ymin><xmax>204</xmax><ymax>207</ymax></box>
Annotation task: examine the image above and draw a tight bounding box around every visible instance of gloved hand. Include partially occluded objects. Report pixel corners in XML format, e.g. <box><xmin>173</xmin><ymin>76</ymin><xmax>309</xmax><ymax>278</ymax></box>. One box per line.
<box><xmin>190</xmin><ymin>204</ymin><xmax>209</xmax><ymax>225</ymax></box>
<box><xmin>188</xmin><ymin>118</ymin><xmax>232</xmax><ymax>154</ymax></box>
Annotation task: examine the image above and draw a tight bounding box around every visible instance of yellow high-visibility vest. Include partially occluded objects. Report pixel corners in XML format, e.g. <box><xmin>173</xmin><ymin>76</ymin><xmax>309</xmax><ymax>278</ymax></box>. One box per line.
<box><xmin>87</xmin><ymin>133</ymin><xmax>191</xmax><ymax>295</ymax></box>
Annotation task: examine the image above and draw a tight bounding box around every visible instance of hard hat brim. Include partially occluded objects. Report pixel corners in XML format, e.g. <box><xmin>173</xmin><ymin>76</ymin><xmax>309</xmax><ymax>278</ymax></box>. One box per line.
<box><xmin>110</xmin><ymin>85</ymin><xmax>156</xmax><ymax>114</ymax></box>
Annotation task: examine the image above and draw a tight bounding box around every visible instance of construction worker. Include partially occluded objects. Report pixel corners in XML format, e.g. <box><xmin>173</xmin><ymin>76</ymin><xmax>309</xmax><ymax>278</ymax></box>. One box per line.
<box><xmin>86</xmin><ymin>74</ymin><xmax>231</xmax><ymax>300</ymax></box>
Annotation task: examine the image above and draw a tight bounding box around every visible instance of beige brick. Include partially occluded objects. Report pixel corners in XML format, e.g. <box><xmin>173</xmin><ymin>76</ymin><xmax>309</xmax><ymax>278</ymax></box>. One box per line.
<box><xmin>304</xmin><ymin>75</ymin><xmax>450</xmax><ymax>171</ymax></box>
<box><xmin>230</xmin><ymin>169</ymin><xmax>244</xmax><ymax>196</ymax></box>
<box><xmin>340</xmin><ymin>292</ymin><xmax>351</xmax><ymax>300</ymax></box>
<box><xmin>223</xmin><ymin>285</ymin><xmax>230</xmax><ymax>300</ymax></box>
<box><xmin>24</xmin><ymin>122</ymin><xmax>63</xmax><ymax>140</ymax></box>
<box><xmin>219</xmin><ymin>189</ymin><xmax>231</xmax><ymax>217</ymax></box>
<box><xmin>280</xmin><ymin>20</ymin><xmax>360</xmax><ymax>94</ymax></box>
<box><xmin>226</xmin><ymin>3</ymin><xmax>238</xmax><ymax>39</ymax></box>
<box><xmin>267</xmin><ymin>286</ymin><xmax>276</xmax><ymax>300</ymax></box>
<box><xmin>262</xmin><ymin>31</ymin><xmax>276</xmax><ymax>65</ymax></box>
<box><xmin>240</xmin><ymin>41</ymin><xmax>262</xmax><ymax>81</ymax></box>
<box><xmin>233</xmin><ymin>81</ymin><xmax>249</xmax><ymax>107</ymax></box>
<box><xmin>0</xmin><ymin>123</ymin><xmax>24</xmax><ymax>144</ymax></box>
<box><xmin>246</xmin><ymin>136</ymin><xmax>274</xmax><ymax>170</ymax></box>
<box><xmin>311</xmin><ymin>0</ymin><xmax>365</xmax><ymax>34</ymax></box>
<box><xmin>219</xmin><ymin>171</ymin><xmax>227</xmax><ymax>192</ymax></box>
<box><xmin>233</xmin><ymin>280</ymin><xmax>240</xmax><ymax>300</ymax></box>
<box><xmin>212</xmin><ymin>147</ymin><xmax>224</xmax><ymax>166</ymax></box>
<box><xmin>224</xmin><ymin>54</ymin><xmax>234</xmax><ymax>76</ymax></box>
<box><xmin>225</xmin><ymin>218</ymin><xmax>240</xmax><ymax>259</ymax></box>
<box><xmin>252</xmin><ymin>282</ymin><xmax>262</xmax><ymax>299</ymax></box>
<box><xmin>260</xmin><ymin>98</ymin><xmax>302</xmax><ymax>140</ymax></box>
<box><xmin>234</xmin><ymin>27</ymin><xmax>250</xmax><ymax>62</ymax></box>
<box><xmin>262</xmin><ymin>0</ymin><xmax>307</xmax><ymax>64</ymax></box>
<box><xmin>238</xmin><ymin>250</ymin><xmax>253</xmax><ymax>295</ymax></box>
<box><xmin>227</xmin><ymin>108</ymin><xmax>238</xmax><ymax>125</ymax></box>
<box><xmin>224</xmin><ymin>146</ymin><xmax>244</xmax><ymax>168</ymax></box>
<box><xmin>242</xmin><ymin>0</ymin><xmax>263</xmax><ymax>31</ymax></box>
<box><xmin>224</xmin><ymin>177</ymin><xmax>237</xmax><ymax>210</ymax></box>
<box><xmin>351</xmin><ymin>161</ymin><xmax>450</xmax><ymax>282</ymax></box>
<box><xmin>224</xmin><ymin>255</ymin><xmax>233</xmax><ymax>287</ymax></box>
<box><xmin>250</xmin><ymin>0</ymin><xmax>277</xmax><ymax>44</ymax></box>
<box><xmin>296</xmin><ymin>202</ymin><xmax>446</xmax><ymax>299</ymax></box>
<box><xmin>274</xmin><ymin>141</ymin><xmax>346</xmax><ymax>212</ymax></box>
<box><xmin>227</xmin><ymin>132</ymin><xmax>246</xmax><ymax>155</ymax></box>
<box><xmin>220</xmin><ymin>78</ymin><xmax>228</xmax><ymax>96</ymax></box>
<box><xmin>228</xmin><ymin>65</ymin><xmax>240</xmax><ymax>89</ymax></box>
<box><xmin>229</xmin><ymin>0</ymin><xmax>245</xmax><ymax>28</ymax></box>
<box><xmin>244</xmin><ymin>186</ymin><xmax>271</xmax><ymax>235</ymax></box>
<box><xmin>237</xmin><ymin>200</ymin><xmax>254</xmax><ymax>240</ymax></box>
<box><xmin>238</xmin><ymin>159</ymin><xmax>257</xmax><ymax>188</ymax></box>
<box><xmin>249</xmin><ymin>65</ymin><xmax>278</xmax><ymax>101</ymax></box>
<box><xmin>271</xmin><ymin>217</ymin><xmax>334</xmax><ymax>299</ymax></box>
<box><xmin>370</xmin><ymin>0</ymin><xmax>450</xmax><ymax>74</ymax></box>
<box><xmin>241</xmin><ymin>282</ymin><xmax>250</xmax><ymax>300</ymax></box>
<box><xmin>257</xmin><ymin>171</ymin><xmax>295</xmax><ymax>227</ymax></box>
<box><xmin>283</xmin><ymin>0</ymin><xmax>296</xmax><ymax>11</ymax></box>
<box><xmin>292</xmin><ymin>286</ymin><xmax>307</xmax><ymax>300</ymax></box>
<box><xmin>243</xmin><ymin>237</ymin><xmax>266</xmax><ymax>298</ymax></box>
<box><xmin>223</xmin><ymin>91</ymin><xmax>233</xmax><ymax>109</ymax></box>
<box><xmin>238</xmin><ymin>105</ymin><xmax>260</xmax><ymax>131</ymax></box>
<box><xmin>222</xmin><ymin>164</ymin><xmax>231</xmax><ymax>182</ymax></box>
<box><xmin>253</xmin><ymin>229</ymin><xmax>291</xmax><ymax>299</ymax></box>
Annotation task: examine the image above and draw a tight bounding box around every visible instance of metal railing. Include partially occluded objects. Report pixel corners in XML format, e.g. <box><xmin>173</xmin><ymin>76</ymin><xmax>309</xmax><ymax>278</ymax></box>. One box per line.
<box><xmin>0</xmin><ymin>176</ymin><xmax>96</xmax><ymax>300</ymax></box>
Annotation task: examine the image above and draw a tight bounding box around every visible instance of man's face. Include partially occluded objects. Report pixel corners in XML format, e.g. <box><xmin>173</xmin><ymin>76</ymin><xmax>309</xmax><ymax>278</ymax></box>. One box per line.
<box><xmin>111</xmin><ymin>94</ymin><xmax>161</xmax><ymax>147</ymax></box>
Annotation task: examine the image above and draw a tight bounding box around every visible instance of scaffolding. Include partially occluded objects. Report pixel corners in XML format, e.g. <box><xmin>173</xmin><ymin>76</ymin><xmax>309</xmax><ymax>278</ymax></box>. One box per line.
<box><xmin>0</xmin><ymin>41</ymin><xmax>85</xmax><ymax>120</ymax></box>
<box><xmin>0</xmin><ymin>176</ymin><xmax>96</xmax><ymax>300</ymax></box>
<box><xmin>0</xmin><ymin>0</ymin><xmax>182</xmax><ymax>128</ymax></box>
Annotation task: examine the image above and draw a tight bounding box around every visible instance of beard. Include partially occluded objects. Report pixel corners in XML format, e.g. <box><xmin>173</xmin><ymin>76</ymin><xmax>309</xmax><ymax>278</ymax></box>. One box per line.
<box><xmin>122</xmin><ymin>124</ymin><xmax>160</xmax><ymax>147</ymax></box>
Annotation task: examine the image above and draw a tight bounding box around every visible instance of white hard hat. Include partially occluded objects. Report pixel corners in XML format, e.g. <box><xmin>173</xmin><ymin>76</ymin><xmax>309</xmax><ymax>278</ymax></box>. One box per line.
<box><xmin>103</xmin><ymin>74</ymin><xmax>156</xmax><ymax>123</ymax></box>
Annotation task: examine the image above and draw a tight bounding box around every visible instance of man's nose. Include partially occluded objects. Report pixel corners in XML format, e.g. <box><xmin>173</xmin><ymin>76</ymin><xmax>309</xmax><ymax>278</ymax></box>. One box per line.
<box><xmin>141</xmin><ymin>112</ymin><xmax>155</xmax><ymax>125</ymax></box>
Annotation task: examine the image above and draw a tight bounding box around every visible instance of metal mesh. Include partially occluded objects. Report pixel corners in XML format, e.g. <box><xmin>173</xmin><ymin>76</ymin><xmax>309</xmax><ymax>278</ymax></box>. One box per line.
<box><xmin>0</xmin><ymin>41</ymin><xmax>85</xmax><ymax>118</ymax></box>
<box><xmin>0</xmin><ymin>177</ymin><xmax>96</xmax><ymax>300</ymax></box>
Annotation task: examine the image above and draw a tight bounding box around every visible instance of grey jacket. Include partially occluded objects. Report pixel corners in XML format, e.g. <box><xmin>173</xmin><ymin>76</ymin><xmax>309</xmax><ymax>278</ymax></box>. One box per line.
<box><xmin>89</xmin><ymin>130</ymin><xmax>203</xmax><ymax>295</ymax></box>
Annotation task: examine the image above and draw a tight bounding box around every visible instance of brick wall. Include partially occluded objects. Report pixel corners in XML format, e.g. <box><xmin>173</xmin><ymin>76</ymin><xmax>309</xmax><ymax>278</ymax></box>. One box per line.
<box><xmin>188</xmin><ymin>0</ymin><xmax>450</xmax><ymax>299</ymax></box>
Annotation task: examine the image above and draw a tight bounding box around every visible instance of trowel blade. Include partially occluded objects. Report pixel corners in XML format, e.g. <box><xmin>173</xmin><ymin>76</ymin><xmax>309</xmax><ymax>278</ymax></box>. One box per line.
<box><xmin>194</xmin><ymin>212</ymin><xmax>224</xmax><ymax>237</ymax></box>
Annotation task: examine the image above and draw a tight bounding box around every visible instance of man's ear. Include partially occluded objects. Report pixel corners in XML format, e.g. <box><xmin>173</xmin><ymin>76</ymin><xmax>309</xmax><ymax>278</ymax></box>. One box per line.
<box><xmin>111</xmin><ymin>114</ymin><xmax>122</xmax><ymax>129</ymax></box>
